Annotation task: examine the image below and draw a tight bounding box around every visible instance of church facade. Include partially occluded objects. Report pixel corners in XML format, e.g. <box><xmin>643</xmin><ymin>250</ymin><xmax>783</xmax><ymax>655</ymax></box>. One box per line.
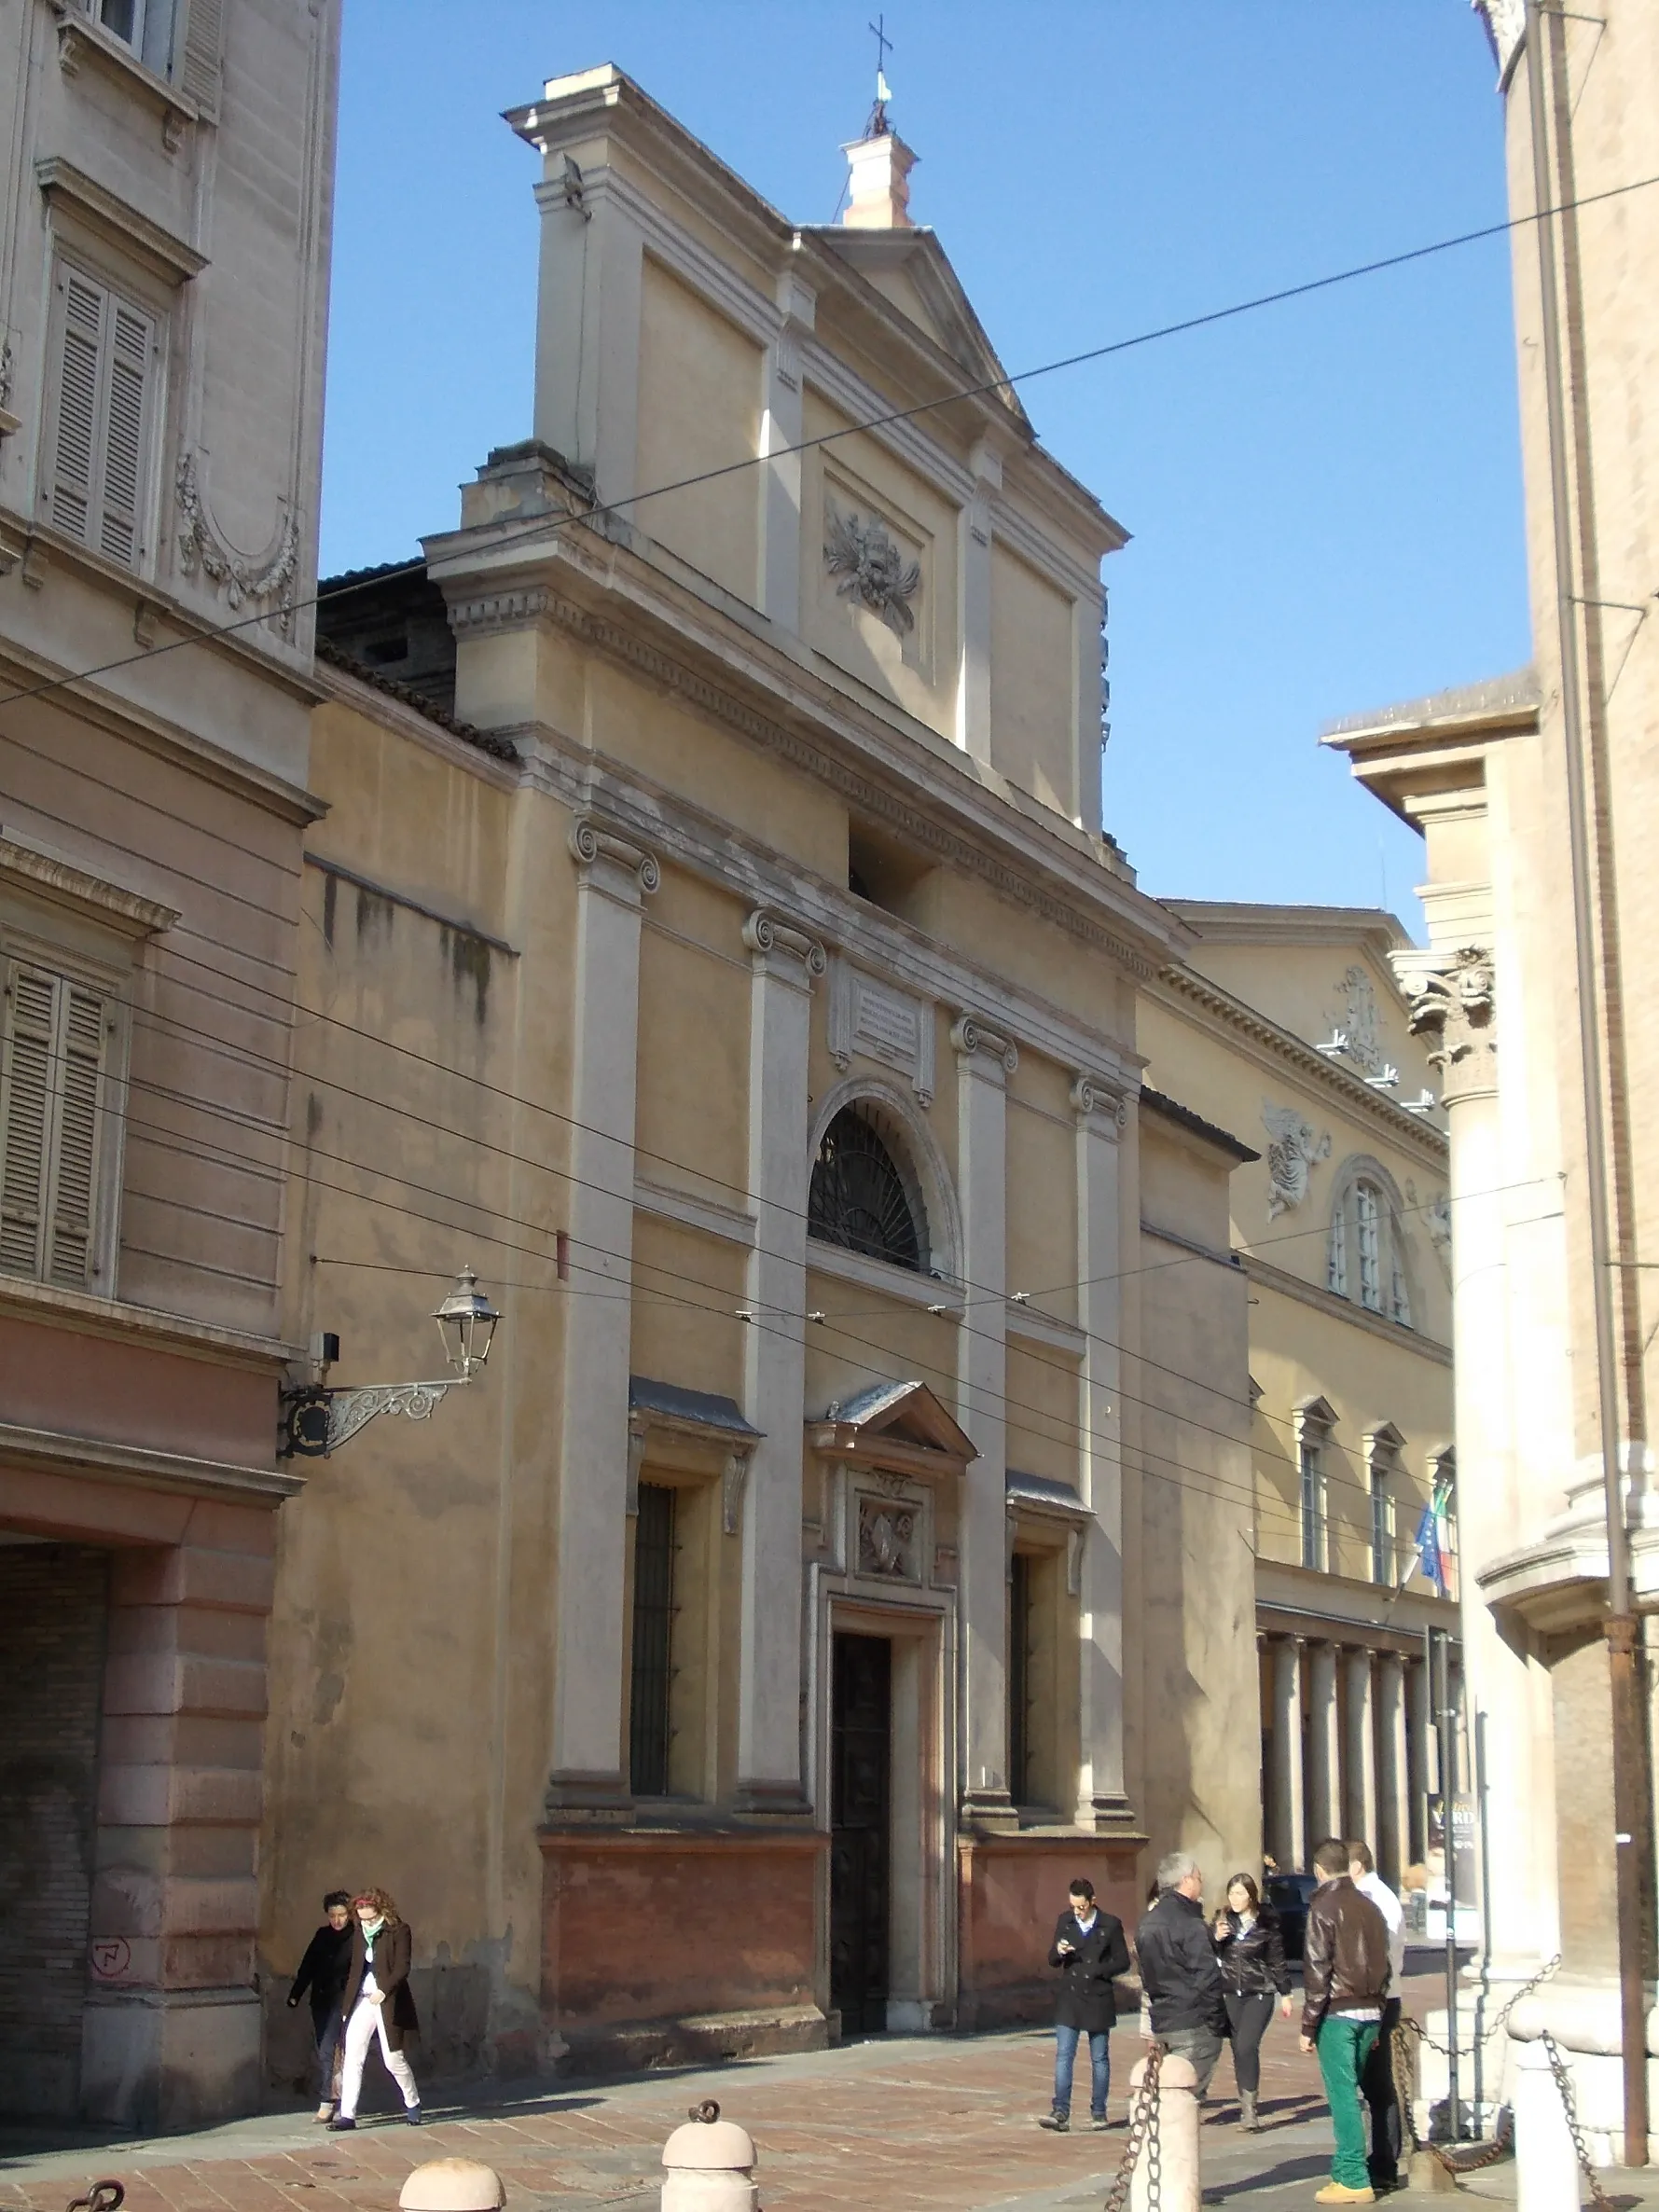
<box><xmin>261</xmin><ymin>70</ymin><xmax>1264</xmax><ymax>2081</ymax></box>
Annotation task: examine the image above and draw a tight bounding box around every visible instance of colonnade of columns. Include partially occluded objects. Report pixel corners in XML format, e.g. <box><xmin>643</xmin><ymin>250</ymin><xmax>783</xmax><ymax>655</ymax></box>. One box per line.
<box><xmin>1261</xmin><ymin>1629</ymin><xmax>1456</xmax><ymax>1885</ymax></box>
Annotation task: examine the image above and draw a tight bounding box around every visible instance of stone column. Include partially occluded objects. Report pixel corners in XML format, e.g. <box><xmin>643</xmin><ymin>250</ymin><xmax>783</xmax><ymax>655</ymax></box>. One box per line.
<box><xmin>736</xmin><ymin>908</ymin><xmax>824</xmax><ymax>1811</ymax></box>
<box><xmin>1397</xmin><ymin>944</ymin><xmax>1544</xmax><ymax>1973</ymax></box>
<box><xmin>1345</xmin><ymin>1646</ymin><xmax>1377</xmax><ymax>1848</ymax></box>
<box><xmin>758</xmin><ymin>274</ymin><xmax>815</xmax><ymax>629</ymax></box>
<box><xmin>1376</xmin><ymin>1652</ymin><xmax>1410</xmax><ymax>1886</ymax></box>
<box><xmin>954</xmin><ymin>440</ymin><xmax>999</xmax><ymax>768</ymax></box>
<box><xmin>1265</xmin><ymin>1635</ymin><xmax>1306</xmax><ymax>1873</ymax></box>
<box><xmin>1306</xmin><ymin>1640</ymin><xmax>1341</xmax><ymax>1847</ymax></box>
<box><xmin>1406</xmin><ymin>1655</ymin><xmax>1431</xmax><ymax>1863</ymax></box>
<box><xmin>1071</xmin><ymin>1070</ymin><xmax>1127</xmax><ymax>1819</ymax></box>
<box><xmin>546</xmin><ymin>816</ymin><xmax>657</xmax><ymax>1810</ymax></box>
<box><xmin>952</xmin><ymin>1013</ymin><xmax>1017</xmax><ymax>1823</ymax></box>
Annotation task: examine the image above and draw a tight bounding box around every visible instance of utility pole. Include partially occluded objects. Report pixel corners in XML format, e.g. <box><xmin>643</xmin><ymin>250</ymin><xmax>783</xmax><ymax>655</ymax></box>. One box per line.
<box><xmin>1524</xmin><ymin>0</ymin><xmax>1651</xmax><ymax>2167</ymax></box>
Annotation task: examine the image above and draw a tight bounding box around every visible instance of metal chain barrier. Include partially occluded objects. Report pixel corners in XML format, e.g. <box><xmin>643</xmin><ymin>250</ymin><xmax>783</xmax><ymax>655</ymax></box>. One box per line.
<box><xmin>1541</xmin><ymin>2032</ymin><xmax>1614</xmax><ymax>2212</ymax></box>
<box><xmin>1389</xmin><ymin>1956</ymin><xmax>1562</xmax><ymax>2176</ymax></box>
<box><xmin>1101</xmin><ymin>2040</ymin><xmax>1164</xmax><ymax>2212</ymax></box>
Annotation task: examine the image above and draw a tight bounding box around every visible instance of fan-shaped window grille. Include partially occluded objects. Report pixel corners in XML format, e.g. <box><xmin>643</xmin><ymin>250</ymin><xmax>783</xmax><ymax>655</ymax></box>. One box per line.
<box><xmin>809</xmin><ymin>1106</ymin><xmax>923</xmax><ymax>1273</ymax></box>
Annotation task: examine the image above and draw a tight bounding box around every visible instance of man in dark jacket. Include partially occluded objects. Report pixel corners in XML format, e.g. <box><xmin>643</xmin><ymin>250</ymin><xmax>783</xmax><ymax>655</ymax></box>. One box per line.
<box><xmin>1038</xmin><ymin>1877</ymin><xmax>1131</xmax><ymax>2132</ymax></box>
<box><xmin>1135</xmin><ymin>1850</ymin><xmax>1228</xmax><ymax>2095</ymax></box>
<box><xmin>1299</xmin><ymin>1837</ymin><xmax>1392</xmax><ymax>2204</ymax></box>
<box><xmin>287</xmin><ymin>1890</ymin><xmax>353</xmax><ymax>2122</ymax></box>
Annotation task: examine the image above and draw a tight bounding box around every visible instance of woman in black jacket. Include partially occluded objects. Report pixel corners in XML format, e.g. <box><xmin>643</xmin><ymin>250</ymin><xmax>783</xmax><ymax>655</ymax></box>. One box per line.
<box><xmin>287</xmin><ymin>1890</ymin><xmax>353</xmax><ymax>2122</ymax></box>
<box><xmin>1211</xmin><ymin>1873</ymin><xmax>1293</xmax><ymax>2130</ymax></box>
<box><xmin>1038</xmin><ymin>1878</ymin><xmax>1131</xmax><ymax>2132</ymax></box>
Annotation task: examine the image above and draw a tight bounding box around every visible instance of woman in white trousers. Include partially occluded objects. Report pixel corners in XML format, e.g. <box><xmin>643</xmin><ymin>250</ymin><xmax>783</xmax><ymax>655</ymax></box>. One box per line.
<box><xmin>329</xmin><ymin>1888</ymin><xmax>422</xmax><ymax>2128</ymax></box>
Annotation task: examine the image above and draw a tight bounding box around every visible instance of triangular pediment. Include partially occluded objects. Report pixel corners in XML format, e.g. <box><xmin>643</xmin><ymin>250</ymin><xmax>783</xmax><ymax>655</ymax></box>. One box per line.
<box><xmin>815</xmin><ymin>1378</ymin><xmax>978</xmax><ymax>1465</ymax></box>
<box><xmin>801</xmin><ymin>227</ymin><xmax>1030</xmax><ymax>435</ymax></box>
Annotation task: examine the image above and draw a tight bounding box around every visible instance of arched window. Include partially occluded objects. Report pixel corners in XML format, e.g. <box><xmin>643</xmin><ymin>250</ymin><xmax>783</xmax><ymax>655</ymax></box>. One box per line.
<box><xmin>809</xmin><ymin>1104</ymin><xmax>924</xmax><ymax>1272</ymax></box>
<box><xmin>1328</xmin><ymin>1157</ymin><xmax>1414</xmax><ymax>1325</ymax></box>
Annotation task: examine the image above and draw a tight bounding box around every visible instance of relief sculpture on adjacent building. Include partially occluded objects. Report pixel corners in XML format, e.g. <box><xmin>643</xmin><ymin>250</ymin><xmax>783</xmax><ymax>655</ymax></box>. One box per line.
<box><xmin>1263</xmin><ymin>1100</ymin><xmax>1332</xmax><ymax>1219</ymax></box>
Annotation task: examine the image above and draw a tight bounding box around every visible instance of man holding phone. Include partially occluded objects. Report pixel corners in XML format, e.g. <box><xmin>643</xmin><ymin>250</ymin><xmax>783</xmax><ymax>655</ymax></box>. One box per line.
<box><xmin>1038</xmin><ymin>1877</ymin><xmax>1131</xmax><ymax>2132</ymax></box>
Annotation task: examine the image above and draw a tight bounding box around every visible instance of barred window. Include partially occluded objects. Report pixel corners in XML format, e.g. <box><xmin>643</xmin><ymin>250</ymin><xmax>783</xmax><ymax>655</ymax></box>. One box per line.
<box><xmin>809</xmin><ymin>1105</ymin><xmax>923</xmax><ymax>1273</ymax></box>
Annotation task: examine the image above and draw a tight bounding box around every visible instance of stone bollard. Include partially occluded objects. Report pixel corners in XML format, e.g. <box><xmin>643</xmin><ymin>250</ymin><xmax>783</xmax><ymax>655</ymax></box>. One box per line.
<box><xmin>662</xmin><ymin>2099</ymin><xmax>759</xmax><ymax>2212</ymax></box>
<box><xmin>1514</xmin><ymin>2040</ymin><xmax>1581</xmax><ymax>2212</ymax></box>
<box><xmin>1127</xmin><ymin>2052</ymin><xmax>1199</xmax><ymax>2212</ymax></box>
<box><xmin>399</xmin><ymin>2161</ymin><xmax>506</xmax><ymax>2212</ymax></box>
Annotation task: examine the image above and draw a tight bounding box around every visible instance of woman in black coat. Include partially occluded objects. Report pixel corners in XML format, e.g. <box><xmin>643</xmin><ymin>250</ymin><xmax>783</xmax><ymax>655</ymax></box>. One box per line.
<box><xmin>1038</xmin><ymin>1877</ymin><xmax>1132</xmax><ymax>2133</ymax></box>
<box><xmin>1211</xmin><ymin>1873</ymin><xmax>1293</xmax><ymax>2130</ymax></box>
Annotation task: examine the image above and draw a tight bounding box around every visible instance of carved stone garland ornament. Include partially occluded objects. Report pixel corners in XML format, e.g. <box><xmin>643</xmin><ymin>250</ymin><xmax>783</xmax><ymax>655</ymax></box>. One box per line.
<box><xmin>175</xmin><ymin>450</ymin><xmax>299</xmax><ymax>636</ymax></box>
<box><xmin>1262</xmin><ymin>1101</ymin><xmax>1332</xmax><ymax>1220</ymax></box>
<box><xmin>824</xmin><ymin>501</ymin><xmax>920</xmax><ymax>637</ymax></box>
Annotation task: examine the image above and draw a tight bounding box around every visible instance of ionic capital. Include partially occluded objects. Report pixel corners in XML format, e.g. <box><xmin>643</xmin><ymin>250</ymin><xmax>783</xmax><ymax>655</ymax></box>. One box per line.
<box><xmin>568</xmin><ymin>814</ymin><xmax>660</xmax><ymax>898</ymax></box>
<box><xmin>742</xmin><ymin>906</ymin><xmax>827</xmax><ymax>982</ymax></box>
<box><xmin>951</xmin><ymin>1013</ymin><xmax>1018</xmax><ymax>1076</ymax></box>
<box><xmin>1071</xmin><ymin>1071</ymin><xmax>1128</xmax><ymax>1134</ymax></box>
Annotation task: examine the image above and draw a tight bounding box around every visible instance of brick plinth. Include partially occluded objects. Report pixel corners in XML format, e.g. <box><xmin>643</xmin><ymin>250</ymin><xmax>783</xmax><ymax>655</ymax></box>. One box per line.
<box><xmin>540</xmin><ymin>1828</ymin><xmax>828</xmax><ymax>2069</ymax></box>
<box><xmin>956</xmin><ymin>1832</ymin><xmax>1144</xmax><ymax>2029</ymax></box>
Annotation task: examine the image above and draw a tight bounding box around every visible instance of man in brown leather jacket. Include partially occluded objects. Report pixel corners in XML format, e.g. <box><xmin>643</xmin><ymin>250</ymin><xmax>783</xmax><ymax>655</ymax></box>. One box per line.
<box><xmin>1298</xmin><ymin>1837</ymin><xmax>1391</xmax><ymax>2203</ymax></box>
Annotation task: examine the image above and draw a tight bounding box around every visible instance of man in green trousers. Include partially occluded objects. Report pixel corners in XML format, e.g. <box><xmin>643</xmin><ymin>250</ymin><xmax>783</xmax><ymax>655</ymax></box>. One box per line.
<box><xmin>1299</xmin><ymin>1836</ymin><xmax>1392</xmax><ymax>2204</ymax></box>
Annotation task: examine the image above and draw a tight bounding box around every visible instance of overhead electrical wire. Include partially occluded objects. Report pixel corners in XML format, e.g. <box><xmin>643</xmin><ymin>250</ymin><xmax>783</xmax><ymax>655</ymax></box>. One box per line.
<box><xmin>0</xmin><ymin>164</ymin><xmax>1655</xmax><ymax>716</ymax></box>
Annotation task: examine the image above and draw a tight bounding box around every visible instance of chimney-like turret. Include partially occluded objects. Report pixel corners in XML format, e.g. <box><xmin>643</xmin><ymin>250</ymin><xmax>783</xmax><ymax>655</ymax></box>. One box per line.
<box><xmin>840</xmin><ymin>125</ymin><xmax>917</xmax><ymax>228</ymax></box>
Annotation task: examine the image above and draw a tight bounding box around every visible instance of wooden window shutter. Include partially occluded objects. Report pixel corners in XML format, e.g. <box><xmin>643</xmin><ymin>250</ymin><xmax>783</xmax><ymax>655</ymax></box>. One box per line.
<box><xmin>176</xmin><ymin>0</ymin><xmax>223</xmax><ymax>119</ymax></box>
<box><xmin>46</xmin><ymin>273</ymin><xmax>104</xmax><ymax>546</ymax></box>
<box><xmin>47</xmin><ymin>983</ymin><xmax>110</xmax><ymax>1289</ymax></box>
<box><xmin>0</xmin><ymin>962</ymin><xmax>112</xmax><ymax>1290</ymax></box>
<box><xmin>99</xmin><ymin>302</ymin><xmax>153</xmax><ymax>566</ymax></box>
<box><xmin>0</xmin><ymin>965</ymin><xmax>56</xmax><ymax>1279</ymax></box>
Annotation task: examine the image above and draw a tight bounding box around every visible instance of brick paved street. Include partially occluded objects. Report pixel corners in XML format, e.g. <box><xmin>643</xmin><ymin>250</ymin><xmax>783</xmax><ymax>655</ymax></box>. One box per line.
<box><xmin>5</xmin><ymin>1976</ymin><xmax>1652</xmax><ymax>2212</ymax></box>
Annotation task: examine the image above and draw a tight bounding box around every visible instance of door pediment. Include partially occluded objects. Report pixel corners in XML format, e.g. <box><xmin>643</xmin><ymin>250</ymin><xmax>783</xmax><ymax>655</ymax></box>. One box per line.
<box><xmin>808</xmin><ymin>1378</ymin><xmax>976</xmax><ymax>1480</ymax></box>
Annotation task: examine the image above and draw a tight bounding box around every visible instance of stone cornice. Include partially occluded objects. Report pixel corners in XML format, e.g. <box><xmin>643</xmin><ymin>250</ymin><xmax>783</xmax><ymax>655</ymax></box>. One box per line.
<box><xmin>516</xmin><ymin>736</ymin><xmax>1141</xmax><ymax>1089</ymax></box>
<box><xmin>0</xmin><ymin>1419</ymin><xmax>300</xmax><ymax>1505</ymax></box>
<box><xmin>432</xmin><ymin>531</ymin><xmax>1177</xmax><ymax>982</ymax></box>
<box><xmin>1153</xmin><ymin>964</ymin><xmax>1449</xmax><ymax>1165</ymax></box>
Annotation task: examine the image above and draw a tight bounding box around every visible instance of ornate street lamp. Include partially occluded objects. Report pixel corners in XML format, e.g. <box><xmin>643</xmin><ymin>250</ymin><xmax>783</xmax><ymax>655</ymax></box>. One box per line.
<box><xmin>279</xmin><ymin>1267</ymin><xmax>502</xmax><ymax>1459</ymax></box>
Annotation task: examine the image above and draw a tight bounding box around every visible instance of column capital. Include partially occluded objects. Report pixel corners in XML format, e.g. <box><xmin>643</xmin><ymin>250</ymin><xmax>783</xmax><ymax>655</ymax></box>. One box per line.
<box><xmin>1394</xmin><ymin>944</ymin><xmax>1496</xmax><ymax>1104</ymax></box>
<box><xmin>743</xmin><ymin>906</ymin><xmax>826</xmax><ymax>983</ymax></box>
<box><xmin>568</xmin><ymin>813</ymin><xmax>660</xmax><ymax>899</ymax></box>
<box><xmin>1071</xmin><ymin>1071</ymin><xmax>1128</xmax><ymax>1133</ymax></box>
<box><xmin>951</xmin><ymin>1012</ymin><xmax>1018</xmax><ymax>1076</ymax></box>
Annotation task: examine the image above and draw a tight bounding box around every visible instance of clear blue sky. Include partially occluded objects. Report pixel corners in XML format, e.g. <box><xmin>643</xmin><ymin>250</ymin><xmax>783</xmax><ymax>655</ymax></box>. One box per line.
<box><xmin>323</xmin><ymin>3</ymin><xmax>1530</xmax><ymax>932</ymax></box>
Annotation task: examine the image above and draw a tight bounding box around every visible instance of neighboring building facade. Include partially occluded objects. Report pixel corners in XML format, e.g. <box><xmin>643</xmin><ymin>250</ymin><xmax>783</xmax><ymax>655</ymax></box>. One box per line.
<box><xmin>1323</xmin><ymin>0</ymin><xmax>1659</xmax><ymax>2156</ymax></box>
<box><xmin>0</xmin><ymin>0</ymin><xmax>338</xmax><ymax>2129</ymax></box>
<box><xmin>260</xmin><ymin>71</ymin><xmax>1264</xmax><ymax>2087</ymax></box>
<box><xmin>1140</xmin><ymin>906</ymin><xmax>1459</xmax><ymax>1887</ymax></box>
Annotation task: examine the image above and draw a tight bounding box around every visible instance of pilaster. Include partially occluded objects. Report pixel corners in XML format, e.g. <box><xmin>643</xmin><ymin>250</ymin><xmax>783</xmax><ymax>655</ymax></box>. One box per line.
<box><xmin>546</xmin><ymin>815</ymin><xmax>658</xmax><ymax>1813</ymax></box>
<box><xmin>758</xmin><ymin>274</ymin><xmax>815</xmax><ymax>630</ymax></box>
<box><xmin>1071</xmin><ymin>1069</ymin><xmax>1128</xmax><ymax>1820</ymax></box>
<box><xmin>736</xmin><ymin>907</ymin><xmax>825</xmax><ymax>1813</ymax></box>
<box><xmin>954</xmin><ymin>440</ymin><xmax>999</xmax><ymax>768</ymax></box>
<box><xmin>531</xmin><ymin>170</ymin><xmax>643</xmax><ymax>511</ymax></box>
<box><xmin>951</xmin><ymin>1012</ymin><xmax>1017</xmax><ymax>1826</ymax></box>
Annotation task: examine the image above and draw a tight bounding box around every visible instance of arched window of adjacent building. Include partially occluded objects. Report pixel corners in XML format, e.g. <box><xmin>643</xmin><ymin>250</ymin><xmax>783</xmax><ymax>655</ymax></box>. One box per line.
<box><xmin>1294</xmin><ymin>1397</ymin><xmax>1337</xmax><ymax>1574</ymax></box>
<box><xmin>809</xmin><ymin>1102</ymin><xmax>926</xmax><ymax>1272</ymax></box>
<box><xmin>1328</xmin><ymin>1155</ymin><xmax>1415</xmax><ymax>1325</ymax></box>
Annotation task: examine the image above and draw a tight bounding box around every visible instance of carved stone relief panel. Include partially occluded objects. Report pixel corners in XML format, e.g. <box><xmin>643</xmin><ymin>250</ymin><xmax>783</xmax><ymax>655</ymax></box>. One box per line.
<box><xmin>824</xmin><ymin>499</ymin><xmax>921</xmax><ymax>637</ymax></box>
<box><xmin>1262</xmin><ymin>1101</ymin><xmax>1332</xmax><ymax>1221</ymax></box>
<box><xmin>828</xmin><ymin>960</ymin><xmax>936</xmax><ymax>1104</ymax></box>
<box><xmin>856</xmin><ymin>1493</ymin><xmax>920</xmax><ymax>1583</ymax></box>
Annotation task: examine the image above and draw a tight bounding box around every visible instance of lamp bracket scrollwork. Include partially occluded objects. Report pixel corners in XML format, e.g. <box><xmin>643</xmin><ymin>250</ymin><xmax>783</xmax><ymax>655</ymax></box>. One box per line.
<box><xmin>280</xmin><ymin>1377</ymin><xmax>466</xmax><ymax>1460</ymax></box>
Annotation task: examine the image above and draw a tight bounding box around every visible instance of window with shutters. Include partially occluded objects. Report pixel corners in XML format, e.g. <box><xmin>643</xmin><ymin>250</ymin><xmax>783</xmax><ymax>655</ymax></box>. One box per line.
<box><xmin>39</xmin><ymin>264</ymin><xmax>159</xmax><ymax>574</ymax></box>
<box><xmin>0</xmin><ymin>961</ymin><xmax>118</xmax><ymax>1293</ymax></box>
